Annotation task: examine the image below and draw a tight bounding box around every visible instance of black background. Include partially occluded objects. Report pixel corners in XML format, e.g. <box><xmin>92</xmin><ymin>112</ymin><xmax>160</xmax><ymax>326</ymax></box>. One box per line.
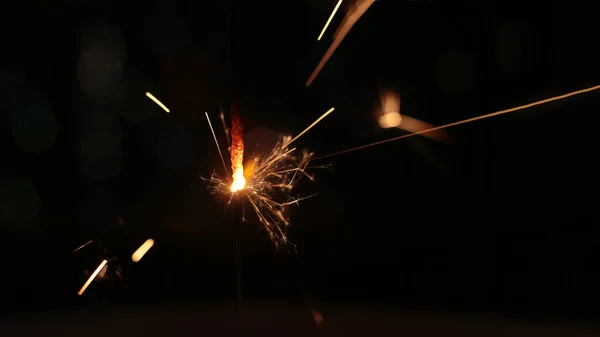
<box><xmin>1</xmin><ymin>0</ymin><xmax>600</xmax><ymax>332</ymax></box>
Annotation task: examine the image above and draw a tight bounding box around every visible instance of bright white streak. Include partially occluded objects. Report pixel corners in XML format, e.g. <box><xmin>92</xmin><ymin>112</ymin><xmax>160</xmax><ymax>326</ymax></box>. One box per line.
<box><xmin>318</xmin><ymin>0</ymin><xmax>343</xmax><ymax>41</ymax></box>
<box><xmin>78</xmin><ymin>259</ymin><xmax>108</xmax><ymax>296</ymax></box>
<box><xmin>132</xmin><ymin>239</ymin><xmax>155</xmax><ymax>262</ymax></box>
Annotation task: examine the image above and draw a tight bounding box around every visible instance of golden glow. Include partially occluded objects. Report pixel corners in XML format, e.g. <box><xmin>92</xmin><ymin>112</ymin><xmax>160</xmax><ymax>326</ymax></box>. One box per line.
<box><xmin>78</xmin><ymin>259</ymin><xmax>108</xmax><ymax>296</ymax></box>
<box><xmin>132</xmin><ymin>238</ymin><xmax>155</xmax><ymax>262</ymax></box>
<box><xmin>318</xmin><ymin>0</ymin><xmax>343</xmax><ymax>41</ymax></box>
<box><xmin>378</xmin><ymin>112</ymin><xmax>402</xmax><ymax>128</ymax></box>
<box><xmin>231</xmin><ymin>168</ymin><xmax>246</xmax><ymax>192</ymax></box>
<box><xmin>145</xmin><ymin>92</ymin><xmax>170</xmax><ymax>113</ymax></box>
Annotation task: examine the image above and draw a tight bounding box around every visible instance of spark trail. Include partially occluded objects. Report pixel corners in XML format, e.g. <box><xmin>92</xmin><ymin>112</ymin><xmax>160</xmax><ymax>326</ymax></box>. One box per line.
<box><xmin>313</xmin><ymin>84</ymin><xmax>600</xmax><ymax>160</ymax></box>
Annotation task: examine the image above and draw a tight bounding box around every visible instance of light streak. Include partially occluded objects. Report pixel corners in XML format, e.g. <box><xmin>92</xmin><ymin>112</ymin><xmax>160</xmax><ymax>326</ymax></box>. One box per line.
<box><xmin>145</xmin><ymin>92</ymin><xmax>170</xmax><ymax>113</ymax></box>
<box><xmin>78</xmin><ymin>259</ymin><xmax>108</xmax><ymax>296</ymax></box>
<box><xmin>318</xmin><ymin>0</ymin><xmax>343</xmax><ymax>41</ymax></box>
<box><xmin>72</xmin><ymin>240</ymin><xmax>93</xmax><ymax>254</ymax></box>
<box><xmin>306</xmin><ymin>0</ymin><xmax>375</xmax><ymax>87</ymax></box>
<box><xmin>206</xmin><ymin>112</ymin><xmax>229</xmax><ymax>174</ymax></box>
<box><xmin>289</xmin><ymin>107</ymin><xmax>335</xmax><ymax>145</ymax></box>
<box><xmin>313</xmin><ymin>84</ymin><xmax>600</xmax><ymax>160</ymax></box>
<box><xmin>132</xmin><ymin>239</ymin><xmax>155</xmax><ymax>262</ymax></box>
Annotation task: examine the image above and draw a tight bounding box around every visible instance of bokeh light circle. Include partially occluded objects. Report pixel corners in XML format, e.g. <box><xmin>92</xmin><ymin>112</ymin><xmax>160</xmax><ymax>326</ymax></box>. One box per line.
<box><xmin>77</xmin><ymin>24</ymin><xmax>126</xmax><ymax>100</ymax></box>
<box><xmin>156</xmin><ymin>126</ymin><xmax>197</xmax><ymax>171</ymax></box>
<box><xmin>0</xmin><ymin>180</ymin><xmax>41</xmax><ymax>225</ymax></box>
<box><xmin>243</xmin><ymin>128</ymin><xmax>279</xmax><ymax>156</ymax></box>
<box><xmin>436</xmin><ymin>50</ymin><xmax>476</xmax><ymax>94</ymax></box>
<box><xmin>79</xmin><ymin>132</ymin><xmax>124</xmax><ymax>180</ymax></box>
<box><xmin>79</xmin><ymin>187</ymin><xmax>119</xmax><ymax>233</ymax></box>
<box><xmin>2</xmin><ymin>85</ymin><xmax>45</xmax><ymax>121</ymax></box>
<box><xmin>145</xmin><ymin>16</ymin><xmax>187</xmax><ymax>55</ymax></box>
<box><xmin>12</xmin><ymin>104</ymin><xmax>59</xmax><ymax>153</ymax></box>
<box><xmin>496</xmin><ymin>21</ymin><xmax>536</xmax><ymax>74</ymax></box>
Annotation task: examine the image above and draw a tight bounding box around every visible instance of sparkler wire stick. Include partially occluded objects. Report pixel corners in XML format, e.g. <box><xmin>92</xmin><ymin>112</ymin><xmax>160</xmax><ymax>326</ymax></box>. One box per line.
<box><xmin>228</xmin><ymin>0</ymin><xmax>245</xmax><ymax>331</ymax></box>
<box><xmin>313</xmin><ymin>84</ymin><xmax>600</xmax><ymax>160</ymax></box>
<box><xmin>235</xmin><ymin>238</ymin><xmax>242</xmax><ymax>310</ymax></box>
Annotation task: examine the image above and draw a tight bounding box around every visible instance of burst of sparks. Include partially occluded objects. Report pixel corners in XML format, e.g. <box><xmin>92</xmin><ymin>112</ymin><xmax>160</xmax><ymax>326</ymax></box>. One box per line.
<box><xmin>203</xmin><ymin>107</ymin><xmax>335</xmax><ymax>248</ymax></box>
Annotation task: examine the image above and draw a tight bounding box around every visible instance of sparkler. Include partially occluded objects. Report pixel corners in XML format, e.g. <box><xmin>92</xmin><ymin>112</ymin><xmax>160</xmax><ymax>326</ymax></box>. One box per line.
<box><xmin>143</xmin><ymin>90</ymin><xmax>334</xmax><ymax>247</ymax></box>
<box><xmin>204</xmin><ymin>107</ymin><xmax>335</xmax><ymax>248</ymax></box>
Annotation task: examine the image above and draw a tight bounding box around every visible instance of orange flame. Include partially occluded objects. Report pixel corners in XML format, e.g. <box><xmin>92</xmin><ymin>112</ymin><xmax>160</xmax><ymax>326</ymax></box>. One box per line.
<box><xmin>230</xmin><ymin>108</ymin><xmax>245</xmax><ymax>192</ymax></box>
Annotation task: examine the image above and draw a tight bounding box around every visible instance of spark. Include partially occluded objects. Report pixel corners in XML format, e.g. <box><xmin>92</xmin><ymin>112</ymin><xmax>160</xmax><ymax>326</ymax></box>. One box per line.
<box><xmin>78</xmin><ymin>259</ymin><xmax>108</xmax><ymax>296</ymax></box>
<box><xmin>72</xmin><ymin>240</ymin><xmax>93</xmax><ymax>253</ymax></box>
<box><xmin>206</xmin><ymin>112</ymin><xmax>229</xmax><ymax>174</ymax></box>
<box><xmin>289</xmin><ymin>107</ymin><xmax>335</xmax><ymax>145</ymax></box>
<box><xmin>318</xmin><ymin>0</ymin><xmax>343</xmax><ymax>41</ymax></box>
<box><xmin>313</xmin><ymin>84</ymin><xmax>600</xmax><ymax>160</ymax></box>
<box><xmin>132</xmin><ymin>239</ymin><xmax>155</xmax><ymax>262</ymax></box>
<box><xmin>306</xmin><ymin>0</ymin><xmax>375</xmax><ymax>87</ymax></box>
<box><xmin>145</xmin><ymin>92</ymin><xmax>170</xmax><ymax>113</ymax></box>
<box><xmin>204</xmin><ymin>107</ymin><xmax>335</xmax><ymax>248</ymax></box>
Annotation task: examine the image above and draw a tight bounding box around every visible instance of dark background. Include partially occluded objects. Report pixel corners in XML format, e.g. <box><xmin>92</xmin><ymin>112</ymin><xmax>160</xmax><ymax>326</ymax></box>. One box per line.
<box><xmin>1</xmin><ymin>0</ymin><xmax>600</xmax><ymax>333</ymax></box>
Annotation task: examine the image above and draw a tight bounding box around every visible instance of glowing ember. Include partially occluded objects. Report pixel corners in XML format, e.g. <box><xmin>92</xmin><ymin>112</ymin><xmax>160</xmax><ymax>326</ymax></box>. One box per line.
<box><xmin>230</xmin><ymin>107</ymin><xmax>246</xmax><ymax>192</ymax></box>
